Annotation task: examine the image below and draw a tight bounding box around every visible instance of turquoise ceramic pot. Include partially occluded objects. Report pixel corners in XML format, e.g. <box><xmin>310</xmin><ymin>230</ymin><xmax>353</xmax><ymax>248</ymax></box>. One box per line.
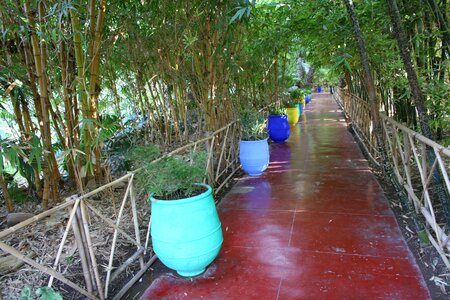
<box><xmin>150</xmin><ymin>184</ymin><xmax>223</xmax><ymax>277</ymax></box>
<box><xmin>239</xmin><ymin>139</ymin><xmax>269</xmax><ymax>176</ymax></box>
<box><xmin>296</xmin><ymin>103</ymin><xmax>304</xmax><ymax>115</ymax></box>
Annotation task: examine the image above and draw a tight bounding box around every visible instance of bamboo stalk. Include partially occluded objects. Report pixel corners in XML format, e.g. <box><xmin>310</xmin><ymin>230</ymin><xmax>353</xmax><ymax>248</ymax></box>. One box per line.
<box><xmin>77</xmin><ymin>173</ymin><xmax>133</xmax><ymax>200</ymax></box>
<box><xmin>434</xmin><ymin>148</ymin><xmax>450</xmax><ymax>193</ymax></box>
<box><xmin>77</xmin><ymin>205</ymin><xmax>98</xmax><ymax>290</ymax></box>
<box><xmin>214</xmin><ymin>161</ymin><xmax>241</xmax><ymax>197</ymax></box>
<box><xmin>104</xmin><ymin>177</ymin><xmax>133</xmax><ymax>298</ymax></box>
<box><xmin>0</xmin><ymin>172</ymin><xmax>14</xmax><ymax>212</ymax></box>
<box><xmin>421</xmin><ymin>207</ymin><xmax>450</xmax><ymax>251</ymax></box>
<box><xmin>144</xmin><ymin>215</ymin><xmax>152</xmax><ymax>256</ymax></box>
<box><xmin>425</xmin><ymin>228</ymin><xmax>450</xmax><ymax>269</ymax></box>
<box><xmin>112</xmin><ymin>255</ymin><xmax>158</xmax><ymax>300</ymax></box>
<box><xmin>129</xmin><ymin>179</ymin><xmax>145</xmax><ymax>269</ymax></box>
<box><xmin>48</xmin><ymin>198</ymin><xmax>82</xmax><ymax>287</ymax></box>
<box><xmin>0</xmin><ymin>241</ymin><xmax>97</xmax><ymax>299</ymax></box>
<box><xmin>409</xmin><ymin>135</ymin><xmax>434</xmax><ymax>211</ymax></box>
<box><xmin>403</xmin><ymin>132</ymin><xmax>416</xmax><ymax>211</ymax></box>
<box><xmin>423</xmin><ymin>159</ymin><xmax>439</xmax><ymax>195</ymax></box>
<box><xmin>79</xmin><ymin>201</ymin><xmax>105</xmax><ymax>300</ymax></box>
<box><xmin>205</xmin><ymin>136</ymin><xmax>216</xmax><ymax>185</ymax></box>
<box><xmin>422</xmin><ymin>143</ymin><xmax>428</xmax><ymax>185</ymax></box>
<box><xmin>109</xmin><ymin>247</ymin><xmax>145</xmax><ymax>283</ymax></box>
<box><xmin>83</xmin><ymin>201</ymin><xmax>139</xmax><ymax>246</ymax></box>
<box><xmin>0</xmin><ymin>198</ymin><xmax>76</xmax><ymax>239</ymax></box>
<box><xmin>381</xmin><ymin>114</ymin><xmax>450</xmax><ymax>157</ymax></box>
<box><xmin>215</xmin><ymin>126</ymin><xmax>230</xmax><ymax>180</ymax></box>
<box><xmin>72</xmin><ymin>205</ymin><xmax>94</xmax><ymax>293</ymax></box>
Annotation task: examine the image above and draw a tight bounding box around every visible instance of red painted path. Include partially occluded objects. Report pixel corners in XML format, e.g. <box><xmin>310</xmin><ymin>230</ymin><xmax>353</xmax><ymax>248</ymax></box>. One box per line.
<box><xmin>142</xmin><ymin>93</ymin><xmax>430</xmax><ymax>299</ymax></box>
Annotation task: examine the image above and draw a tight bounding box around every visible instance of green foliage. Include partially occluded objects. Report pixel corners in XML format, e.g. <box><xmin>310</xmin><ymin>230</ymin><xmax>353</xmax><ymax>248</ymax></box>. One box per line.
<box><xmin>289</xmin><ymin>89</ymin><xmax>304</xmax><ymax>101</ymax></box>
<box><xmin>134</xmin><ymin>151</ymin><xmax>207</xmax><ymax>198</ymax></box>
<box><xmin>8</xmin><ymin>183</ymin><xmax>32</xmax><ymax>204</ymax></box>
<box><xmin>19</xmin><ymin>287</ymin><xmax>62</xmax><ymax>300</ymax></box>
<box><xmin>230</xmin><ymin>2</ymin><xmax>254</xmax><ymax>24</ymax></box>
<box><xmin>98</xmin><ymin>114</ymin><xmax>122</xmax><ymax>142</ymax></box>
<box><xmin>240</xmin><ymin>110</ymin><xmax>267</xmax><ymax>141</ymax></box>
<box><xmin>268</xmin><ymin>107</ymin><xmax>286</xmax><ymax>116</ymax></box>
<box><xmin>284</xmin><ymin>101</ymin><xmax>297</xmax><ymax>108</ymax></box>
<box><xmin>0</xmin><ymin>135</ymin><xmax>42</xmax><ymax>187</ymax></box>
<box><xmin>125</xmin><ymin>144</ymin><xmax>161</xmax><ymax>170</ymax></box>
<box><xmin>424</xmin><ymin>80</ymin><xmax>450</xmax><ymax>139</ymax></box>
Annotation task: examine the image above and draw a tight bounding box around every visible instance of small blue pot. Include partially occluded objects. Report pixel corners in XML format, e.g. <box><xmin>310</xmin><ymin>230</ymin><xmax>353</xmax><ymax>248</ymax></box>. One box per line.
<box><xmin>317</xmin><ymin>87</ymin><xmax>322</xmax><ymax>93</ymax></box>
<box><xmin>305</xmin><ymin>94</ymin><xmax>312</xmax><ymax>104</ymax></box>
<box><xmin>151</xmin><ymin>184</ymin><xmax>223</xmax><ymax>277</ymax></box>
<box><xmin>268</xmin><ymin>114</ymin><xmax>290</xmax><ymax>143</ymax></box>
<box><xmin>239</xmin><ymin>139</ymin><xmax>269</xmax><ymax>176</ymax></box>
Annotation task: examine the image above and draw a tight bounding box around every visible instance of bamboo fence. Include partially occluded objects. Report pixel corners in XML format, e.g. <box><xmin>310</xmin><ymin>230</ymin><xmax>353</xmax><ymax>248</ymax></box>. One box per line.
<box><xmin>334</xmin><ymin>89</ymin><xmax>450</xmax><ymax>269</ymax></box>
<box><xmin>0</xmin><ymin>121</ymin><xmax>241</xmax><ymax>299</ymax></box>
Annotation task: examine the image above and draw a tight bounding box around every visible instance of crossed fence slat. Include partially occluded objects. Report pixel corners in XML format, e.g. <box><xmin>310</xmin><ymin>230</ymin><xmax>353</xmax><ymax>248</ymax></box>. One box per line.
<box><xmin>333</xmin><ymin>89</ymin><xmax>450</xmax><ymax>270</ymax></box>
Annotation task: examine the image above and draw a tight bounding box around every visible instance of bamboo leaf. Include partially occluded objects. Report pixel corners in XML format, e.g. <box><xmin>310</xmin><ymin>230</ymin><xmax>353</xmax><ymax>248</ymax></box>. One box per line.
<box><xmin>230</xmin><ymin>7</ymin><xmax>246</xmax><ymax>24</ymax></box>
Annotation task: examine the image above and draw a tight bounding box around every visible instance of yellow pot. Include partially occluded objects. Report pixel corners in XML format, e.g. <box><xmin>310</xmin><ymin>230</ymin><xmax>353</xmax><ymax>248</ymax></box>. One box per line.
<box><xmin>286</xmin><ymin>107</ymin><xmax>299</xmax><ymax>125</ymax></box>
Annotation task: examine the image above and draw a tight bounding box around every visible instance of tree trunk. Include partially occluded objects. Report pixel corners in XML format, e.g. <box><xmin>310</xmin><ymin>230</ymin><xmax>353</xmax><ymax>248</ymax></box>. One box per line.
<box><xmin>88</xmin><ymin>0</ymin><xmax>107</xmax><ymax>182</ymax></box>
<box><xmin>344</xmin><ymin>0</ymin><xmax>380</xmax><ymax>126</ymax></box>
<box><xmin>19</xmin><ymin>39</ymin><xmax>43</xmax><ymax>198</ymax></box>
<box><xmin>24</xmin><ymin>0</ymin><xmax>59</xmax><ymax>208</ymax></box>
<box><xmin>59</xmin><ymin>23</ymin><xmax>78</xmax><ymax>189</ymax></box>
<box><xmin>0</xmin><ymin>173</ymin><xmax>14</xmax><ymax>213</ymax></box>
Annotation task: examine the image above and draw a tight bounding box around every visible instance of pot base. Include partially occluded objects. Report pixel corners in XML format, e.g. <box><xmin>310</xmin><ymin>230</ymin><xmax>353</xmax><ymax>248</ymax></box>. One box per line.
<box><xmin>177</xmin><ymin>268</ymin><xmax>205</xmax><ymax>277</ymax></box>
<box><xmin>248</xmin><ymin>172</ymin><xmax>263</xmax><ymax>176</ymax></box>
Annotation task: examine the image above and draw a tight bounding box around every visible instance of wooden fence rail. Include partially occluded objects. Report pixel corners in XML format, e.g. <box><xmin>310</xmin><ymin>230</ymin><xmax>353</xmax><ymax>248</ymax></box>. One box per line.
<box><xmin>0</xmin><ymin>121</ymin><xmax>241</xmax><ymax>299</ymax></box>
<box><xmin>333</xmin><ymin>89</ymin><xmax>450</xmax><ymax>270</ymax></box>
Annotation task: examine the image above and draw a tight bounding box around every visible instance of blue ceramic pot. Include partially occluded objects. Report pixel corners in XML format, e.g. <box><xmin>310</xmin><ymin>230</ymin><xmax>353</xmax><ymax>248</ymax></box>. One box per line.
<box><xmin>305</xmin><ymin>94</ymin><xmax>312</xmax><ymax>104</ymax></box>
<box><xmin>150</xmin><ymin>184</ymin><xmax>223</xmax><ymax>277</ymax></box>
<box><xmin>239</xmin><ymin>139</ymin><xmax>269</xmax><ymax>176</ymax></box>
<box><xmin>268</xmin><ymin>114</ymin><xmax>290</xmax><ymax>143</ymax></box>
<box><xmin>317</xmin><ymin>87</ymin><xmax>322</xmax><ymax>93</ymax></box>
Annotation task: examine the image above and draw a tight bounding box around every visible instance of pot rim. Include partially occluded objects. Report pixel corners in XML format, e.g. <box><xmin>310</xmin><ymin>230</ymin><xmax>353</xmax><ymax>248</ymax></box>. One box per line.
<box><xmin>150</xmin><ymin>183</ymin><xmax>212</xmax><ymax>204</ymax></box>
<box><xmin>239</xmin><ymin>138</ymin><xmax>269</xmax><ymax>143</ymax></box>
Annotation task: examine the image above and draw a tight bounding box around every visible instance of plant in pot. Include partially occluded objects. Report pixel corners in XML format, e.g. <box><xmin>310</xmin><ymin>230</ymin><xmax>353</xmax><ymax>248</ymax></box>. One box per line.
<box><xmin>284</xmin><ymin>101</ymin><xmax>299</xmax><ymax>125</ymax></box>
<box><xmin>239</xmin><ymin>110</ymin><xmax>269</xmax><ymax>176</ymax></box>
<box><xmin>290</xmin><ymin>88</ymin><xmax>305</xmax><ymax>115</ymax></box>
<box><xmin>303</xmin><ymin>85</ymin><xmax>313</xmax><ymax>104</ymax></box>
<box><xmin>127</xmin><ymin>145</ymin><xmax>223</xmax><ymax>277</ymax></box>
<box><xmin>267</xmin><ymin>107</ymin><xmax>290</xmax><ymax>143</ymax></box>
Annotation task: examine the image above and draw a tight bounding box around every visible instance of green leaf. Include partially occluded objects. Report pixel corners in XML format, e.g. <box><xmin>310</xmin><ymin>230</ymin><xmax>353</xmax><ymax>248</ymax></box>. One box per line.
<box><xmin>36</xmin><ymin>287</ymin><xmax>63</xmax><ymax>300</ymax></box>
<box><xmin>19</xmin><ymin>287</ymin><xmax>32</xmax><ymax>300</ymax></box>
<box><xmin>230</xmin><ymin>7</ymin><xmax>247</xmax><ymax>24</ymax></box>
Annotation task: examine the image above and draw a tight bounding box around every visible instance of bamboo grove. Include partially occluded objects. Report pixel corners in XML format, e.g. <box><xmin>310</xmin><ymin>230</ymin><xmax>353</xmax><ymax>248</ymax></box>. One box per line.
<box><xmin>1</xmin><ymin>0</ymin><xmax>449</xmax><ymax>213</ymax></box>
<box><xmin>0</xmin><ymin>0</ymin><xmax>295</xmax><ymax>212</ymax></box>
